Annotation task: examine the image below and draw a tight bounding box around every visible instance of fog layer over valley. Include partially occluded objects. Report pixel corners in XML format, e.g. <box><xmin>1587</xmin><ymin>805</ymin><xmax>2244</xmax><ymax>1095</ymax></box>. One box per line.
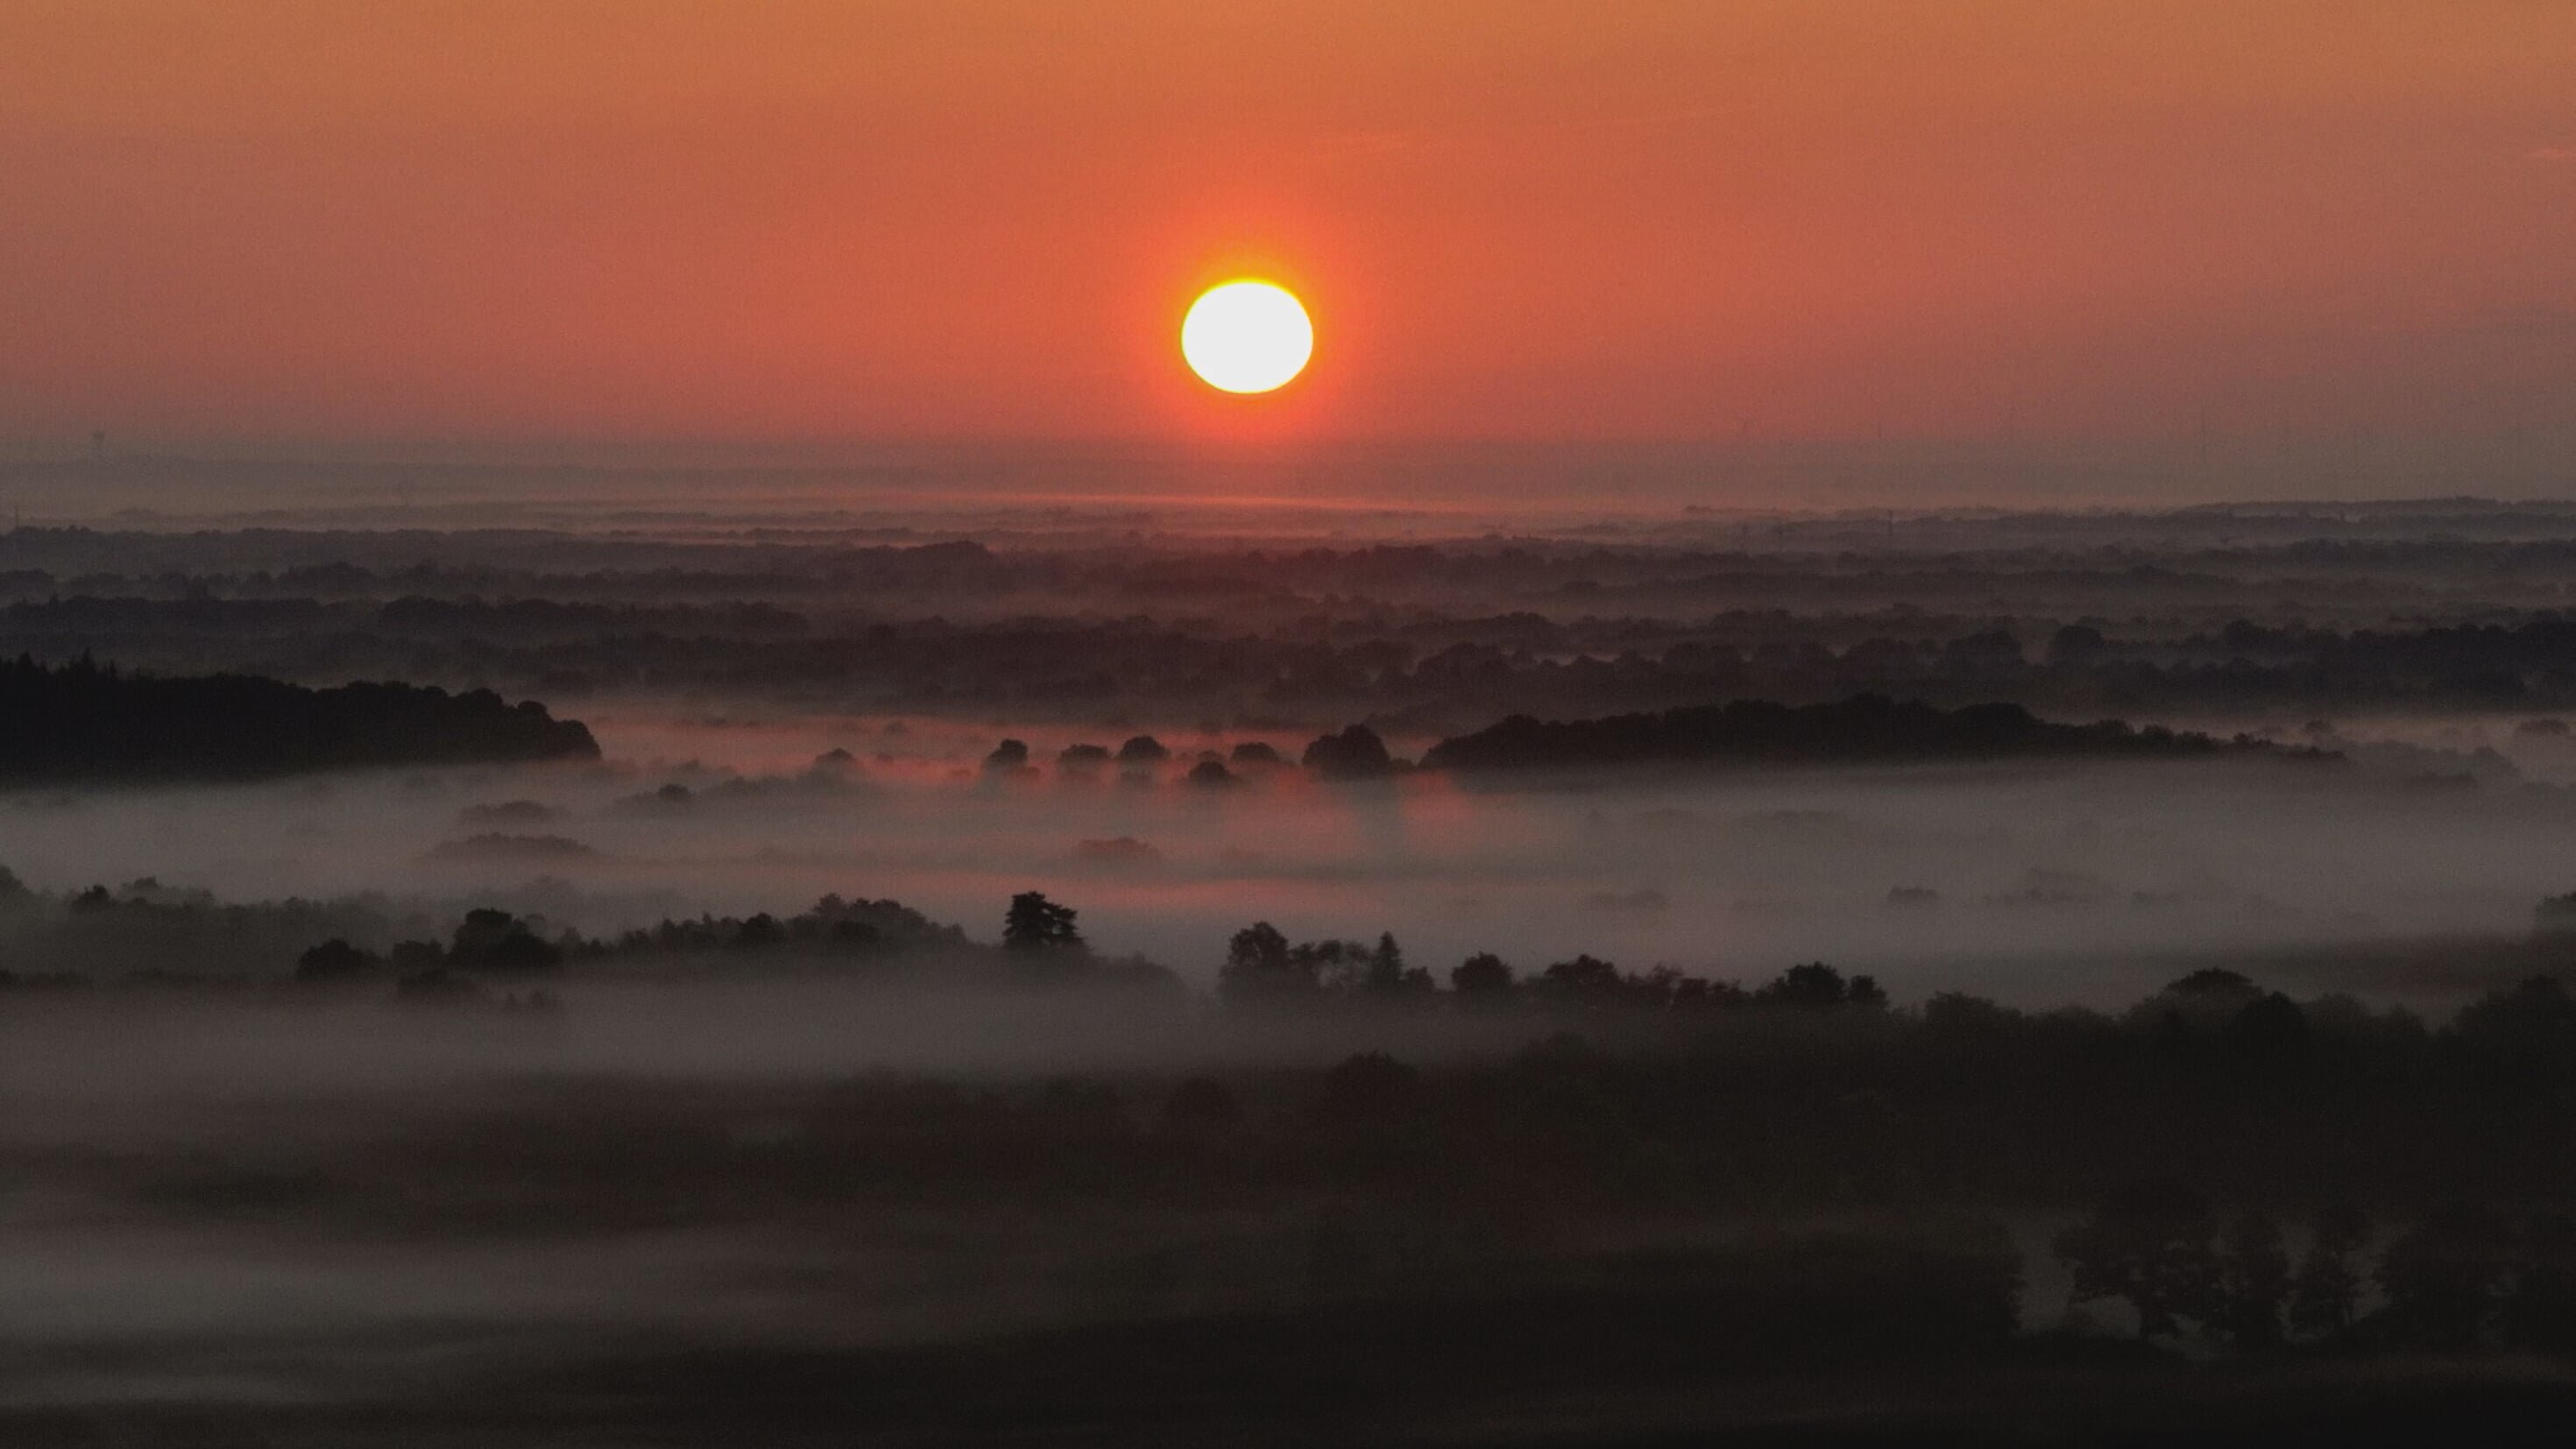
<box><xmin>4</xmin><ymin>712</ymin><xmax>2571</xmax><ymax>1011</ymax></box>
<box><xmin>15</xmin><ymin>500</ymin><xmax>2576</xmax><ymax>1443</ymax></box>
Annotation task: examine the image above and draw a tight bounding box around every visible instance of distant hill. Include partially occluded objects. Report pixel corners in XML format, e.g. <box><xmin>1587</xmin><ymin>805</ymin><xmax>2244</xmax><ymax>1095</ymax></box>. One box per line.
<box><xmin>1422</xmin><ymin>695</ymin><xmax>2317</xmax><ymax>774</ymax></box>
<box><xmin>0</xmin><ymin>656</ymin><xmax>598</xmax><ymax>781</ymax></box>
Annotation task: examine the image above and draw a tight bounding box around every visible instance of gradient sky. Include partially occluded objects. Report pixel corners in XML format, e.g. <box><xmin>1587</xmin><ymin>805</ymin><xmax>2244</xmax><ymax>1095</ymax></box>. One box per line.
<box><xmin>4</xmin><ymin>1</ymin><xmax>2572</xmax><ymax>450</ymax></box>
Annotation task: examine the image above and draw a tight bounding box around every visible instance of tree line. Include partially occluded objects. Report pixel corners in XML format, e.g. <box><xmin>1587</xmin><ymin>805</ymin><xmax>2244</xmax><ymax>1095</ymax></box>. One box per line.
<box><xmin>0</xmin><ymin>654</ymin><xmax>598</xmax><ymax>781</ymax></box>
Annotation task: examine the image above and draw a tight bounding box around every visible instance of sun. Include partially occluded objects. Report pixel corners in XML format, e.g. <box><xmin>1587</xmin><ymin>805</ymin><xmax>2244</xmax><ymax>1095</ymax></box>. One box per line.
<box><xmin>1181</xmin><ymin>280</ymin><xmax>1313</xmax><ymax>394</ymax></box>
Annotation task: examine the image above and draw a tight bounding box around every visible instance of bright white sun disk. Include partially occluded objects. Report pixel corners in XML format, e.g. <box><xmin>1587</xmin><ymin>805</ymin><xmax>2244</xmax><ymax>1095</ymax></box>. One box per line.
<box><xmin>1181</xmin><ymin>281</ymin><xmax>1313</xmax><ymax>394</ymax></box>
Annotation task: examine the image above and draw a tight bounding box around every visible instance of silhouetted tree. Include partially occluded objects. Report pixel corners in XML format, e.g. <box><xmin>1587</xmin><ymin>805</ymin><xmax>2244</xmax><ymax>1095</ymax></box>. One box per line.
<box><xmin>2157</xmin><ymin>969</ymin><xmax>2265</xmax><ymax>1025</ymax></box>
<box><xmin>2219</xmin><ymin>1212</ymin><xmax>2290</xmax><ymax>1350</ymax></box>
<box><xmin>1671</xmin><ymin>976</ymin><xmax>1749</xmax><ymax>1010</ymax></box>
<box><xmin>449</xmin><ymin>908</ymin><xmax>562</xmax><ymax>972</ymax></box>
<box><xmin>2288</xmin><ymin>1205</ymin><xmax>2370</xmax><ymax>1341</ymax></box>
<box><xmin>2450</xmin><ymin>975</ymin><xmax>2576</xmax><ymax>1082</ymax></box>
<box><xmin>1003</xmin><ymin>891</ymin><xmax>1085</xmax><ymax>954</ymax></box>
<box><xmin>1365</xmin><ymin>932</ymin><xmax>1406</xmax><ymax>993</ymax></box>
<box><xmin>1218</xmin><ymin>921</ymin><xmax>1313</xmax><ymax>1001</ymax></box>
<box><xmin>2222</xmin><ymin>992</ymin><xmax>2312</xmax><ymax>1080</ymax></box>
<box><xmin>1302</xmin><ymin>724</ymin><xmax>1394</xmax><ymax>780</ymax></box>
<box><xmin>982</xmin><ymin>738</ymin><xmax>1030</xmax><ymax>772</ymax></box>
<box><xmin>451</xmin><ymin>908</ymin><xmax>519</xmax><ymax>958</ymax></box>
<box><xmin>0</xmin><ymin>656</ymin><xmax>597</xmax><ymax>781</ymax></box>
<box><xmin>1115</xmin><ymin>735</ymin><xmax>1170</xmax><ymax>765</ymax></box>
<box><xmin>2056</xmin><ymin>1181</ymin><xmax>2221</xmax><ymax>1342</ymax></box>
<box><xmin>2532</xmin><ymin>891</ymin><xmax>2576</xmax><ymax>936</ymax></box>
<box><xmin>1538</xmin><ymin>954</ymin><xmax>1624</xmax><ymax>1002</ymax></box>
<box><xmin>2509</xmin><ymin>1212</ymin><xmax>2576</xmax><ymax>1353</ymax></box>
<box><xmin>294</xmin><ymin>937</ymin><xmax>372</xmax><ymax>983</ymax></box>
<box><xmin>1451</xmin><ymin>951</ymin><xmax>1514</xmax><ymax>999</ymax></box>
<box><xmin>1290</xmin><ymin>937</ymin><xmax>1366</xmax><ymax>991</ymax></box>
<box><xmin>483</xmin><ymin>929</ymin><xmax>564</xmax><ymax>972</ymax></box>
<box><xmin>1758</xmin><ymin>962</ymin><xmax>1849</xmax><ymax>1008</ymax></box>
<box><xmin>2048</xmin><ymin>623</ymin><xmax>2111</xmax><ymax>664</ymax></box>
<box><xmin>2166</xmin><ymin>968</ymin><xmax>2260</xmax><ymax>997</ymax></box>
<box><xmin>2378</xmin><ymin>1204</ymin><xmax>2515</xmax><ymax>1349</ymax></box>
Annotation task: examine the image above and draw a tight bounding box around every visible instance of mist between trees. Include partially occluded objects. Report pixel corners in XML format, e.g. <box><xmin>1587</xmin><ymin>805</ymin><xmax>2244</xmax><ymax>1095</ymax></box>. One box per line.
<box><xmin>9</xmin><ymin>868</ymin><xmax>2576</xmax><ymax>1370</ymax></box>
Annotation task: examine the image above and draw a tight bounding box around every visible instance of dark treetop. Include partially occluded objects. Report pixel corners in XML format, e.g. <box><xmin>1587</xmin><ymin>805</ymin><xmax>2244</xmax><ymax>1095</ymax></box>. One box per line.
<box><xmin>0</xmin><ymin>655</ymin><xmax>598</xmax><ymax>781</ymax></box>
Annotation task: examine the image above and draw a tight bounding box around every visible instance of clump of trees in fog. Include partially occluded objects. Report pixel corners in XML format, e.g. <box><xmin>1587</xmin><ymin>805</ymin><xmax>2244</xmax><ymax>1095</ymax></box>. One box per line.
<box><xmin>1002</xmin><ymin>890</ymin><xmax>1085</xmax><ymax>954</ymax></box>
<box><xmin>275</xmin><ymin>889</ymin><xmax>1167</xmax><ymax>1000</ymax></box>
<box><xmin>0</xmin><ymin>654</ymin><xmax>597</xmax><ymax>781</ymax></box>
<box><xmin>1210</xmin><ymin>915</ymin><xmax>1890</xmax><ymax>1013</ymax></box>
<box><xmin>2054</xmin><ymin>1185</ymin><xmax>2576</xmax><ymax>1357</ymax></box>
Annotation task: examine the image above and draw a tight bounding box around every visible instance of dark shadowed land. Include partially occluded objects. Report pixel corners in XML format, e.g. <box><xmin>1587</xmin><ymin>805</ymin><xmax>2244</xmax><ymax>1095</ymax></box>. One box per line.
<box><xmin>0</xmin><ymin>655</ymin><xmax>597</xmax><ymax>781</ymax></box>
<box><xmin>11</xmin><ymin>501</ymin><xmax>2576</xmax><ymax>1442</ymax></box>
<box><xmin>25</xmin><ymin>498</ymin><xmax>2576</xmax><ymax>740</ymax></box>
<box><xmin>10</xmin><ymin>871</ymin><xmax>2576</xmax><ymax>1442</ymax></box>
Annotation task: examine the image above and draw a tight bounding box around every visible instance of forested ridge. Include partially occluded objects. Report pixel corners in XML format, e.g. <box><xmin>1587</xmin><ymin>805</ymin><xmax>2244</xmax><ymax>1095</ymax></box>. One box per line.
<box><xmin>0</xmin><ymin>656</ymin><xmax>597</xmax><ymax>781</ymax></box>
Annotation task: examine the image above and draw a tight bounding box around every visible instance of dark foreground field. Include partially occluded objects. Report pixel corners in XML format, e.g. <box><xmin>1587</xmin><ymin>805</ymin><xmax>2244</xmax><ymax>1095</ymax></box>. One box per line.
<box><xmin>11</xmin><ymin>961</ymin><xmax>2576</xmax><ymax>1447</ymax></box>
<box><xmin>16</xmin><ymin>1321</ymin><xmax>2576</xmax><ymax>1447</ymax></box>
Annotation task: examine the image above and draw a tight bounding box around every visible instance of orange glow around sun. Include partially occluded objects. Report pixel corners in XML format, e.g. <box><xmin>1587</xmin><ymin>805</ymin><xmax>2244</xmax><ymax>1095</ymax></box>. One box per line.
<box><xmin>4</xmin><ymin>4</ymin><xmax>2573</xmax><ymax>445</ymax></box>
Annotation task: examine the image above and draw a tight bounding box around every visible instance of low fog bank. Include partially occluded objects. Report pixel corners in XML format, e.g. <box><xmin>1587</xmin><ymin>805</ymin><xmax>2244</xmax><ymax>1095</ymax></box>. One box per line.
<box><xmin>7</xmin><ymin>709</ymin><xmax>2576</xmax><ymax>1010</ymax></box>
<box><xmin>0</xmin><ymin>979</ymin><xmax>1582</xmax><ymax>1128</ymax></box>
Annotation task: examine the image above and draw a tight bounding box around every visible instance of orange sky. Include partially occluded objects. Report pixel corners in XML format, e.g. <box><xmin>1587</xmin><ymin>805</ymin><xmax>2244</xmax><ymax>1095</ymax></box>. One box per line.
<box><xmin>2</xmin><ymin>1</ymin><xmax>2572</xmax><ymax>449</ymax></box>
